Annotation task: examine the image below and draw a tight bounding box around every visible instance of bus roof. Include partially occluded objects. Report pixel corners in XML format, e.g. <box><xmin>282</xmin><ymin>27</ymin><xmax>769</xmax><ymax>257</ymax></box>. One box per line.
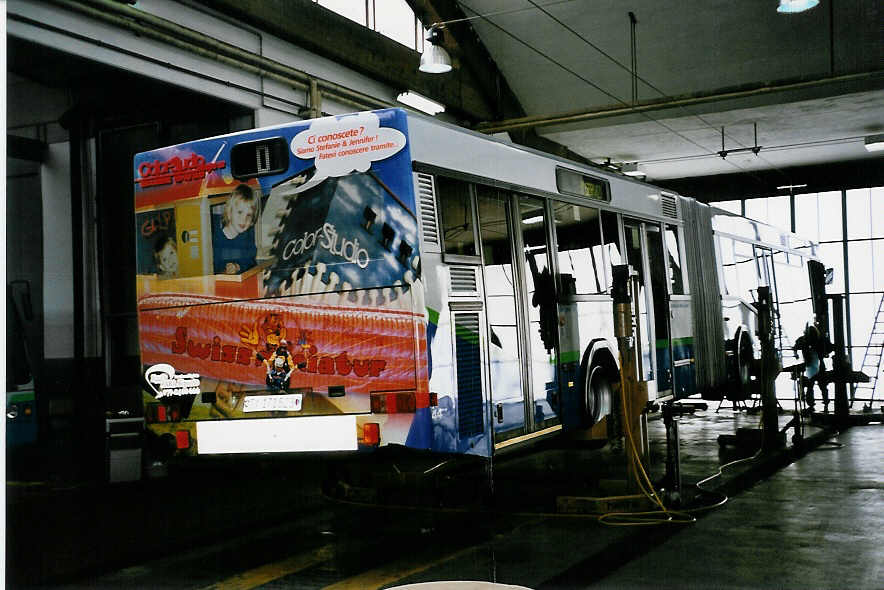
<box><xmin>403</xmin><ymin>111</ymin><xmax>684</xmax><ymax>222</ymax></box>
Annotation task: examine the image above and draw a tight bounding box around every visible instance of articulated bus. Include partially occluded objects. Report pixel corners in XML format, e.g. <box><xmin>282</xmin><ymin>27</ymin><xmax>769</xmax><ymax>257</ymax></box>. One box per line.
<box><xmin>133</xmin><ymin>108</ymin><xmax>827</xmax><ymax>463</ymax></box>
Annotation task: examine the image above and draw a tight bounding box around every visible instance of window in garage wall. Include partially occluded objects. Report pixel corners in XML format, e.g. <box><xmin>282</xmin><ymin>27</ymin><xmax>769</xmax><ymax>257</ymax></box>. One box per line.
<box><xmin>713</xmin><ymin>186</ymin><xmax>884</xmax><ymax>403</ymax></box>
<box><xmin>317</xmin><ymin>0</ymin><xmax>426</xmax><ymax>51</ymax></box>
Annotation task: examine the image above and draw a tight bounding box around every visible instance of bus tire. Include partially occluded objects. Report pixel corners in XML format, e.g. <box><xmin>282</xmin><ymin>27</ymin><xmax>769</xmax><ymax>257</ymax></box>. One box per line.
<box><xmin>585</xmin><ymin>363</ymin><xmax>614</xmax><ymax>425</ymax></box>
<box><xmin>727</xmin><ymin>328</ymin><xmax>753</xmax><ymax>400</ymax></box>
<box><xmin>579</xmin><ymin>342</ymin><xmax>617</xmax><ymax>427</ymax></box>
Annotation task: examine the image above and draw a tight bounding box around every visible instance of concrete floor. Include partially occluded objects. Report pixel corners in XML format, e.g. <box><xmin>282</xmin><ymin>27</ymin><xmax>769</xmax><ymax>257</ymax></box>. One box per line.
<box><xmin>567</xmin><ymin>425</ymin><xmax>884</xmax><ymax>590</ymax></box>
<box><xmin>590</xmin><ymin>425</ymin><xmax>884</xmax><ymax>590</ymax></box>
<box><xmin>5</xmin><ymin>406</ymin><xmax>884</xmax><ymax>589</ymax></box>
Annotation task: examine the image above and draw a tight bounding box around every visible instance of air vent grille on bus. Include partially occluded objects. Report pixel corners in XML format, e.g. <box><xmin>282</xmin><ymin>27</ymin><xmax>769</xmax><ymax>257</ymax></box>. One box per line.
<box><xmin>454</xmin><ymin>313</ymin><xmax>483</xmax><ymax>438</ymax></box>
<box><xmin>416</xmin><ymin>173</ymin><xmax>440</xmax><ymax>245</ymax></box>
<box><xmin>450</xmin><ymin>266</ymin><xmax>478</xmax><ymax>293</ymax></box>
<box><xmin>661</xmin><ymin>194</ymin><xmax>678</xmax><ymax>218</ymax></box>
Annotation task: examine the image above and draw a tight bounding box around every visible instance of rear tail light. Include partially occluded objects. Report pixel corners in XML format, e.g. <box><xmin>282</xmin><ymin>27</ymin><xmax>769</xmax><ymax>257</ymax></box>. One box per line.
<box><xmin>175</xmin><ymin>430</ymin><xmax>190</xmax><ymax>449</ymax></box>
<box><xmin>363</xmin><ymin>422</ymin><xmax>380</xmax><ymax>446</ymax></box>
<box><xmin>146</xmin><ymin>403</ymin><xmax>183</xmax><ymax>423</ymax></box>
<box><xmin>370</xmin><ymin>391</ymin><xmax>438</xmax><ymax>414</ymax></box>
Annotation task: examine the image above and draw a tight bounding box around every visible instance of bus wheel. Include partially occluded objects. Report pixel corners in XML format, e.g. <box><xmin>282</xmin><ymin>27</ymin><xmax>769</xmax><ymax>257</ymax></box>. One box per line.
<box><xmin>728</xmin><ymin>329</ymin><xmax>753</xmax><ymax>397</ymax></box>
<box><xmin>585</xmin><ymin>364</ymin><xmax>613</xmax><ymax>425</ymax></box>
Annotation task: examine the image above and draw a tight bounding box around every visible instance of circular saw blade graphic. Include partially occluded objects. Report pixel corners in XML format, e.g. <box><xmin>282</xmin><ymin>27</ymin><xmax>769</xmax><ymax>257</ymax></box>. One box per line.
<box><xmin>263</xmin><ymin>171</ymin><xmax>421</xmax><ymax>307</ymax></box>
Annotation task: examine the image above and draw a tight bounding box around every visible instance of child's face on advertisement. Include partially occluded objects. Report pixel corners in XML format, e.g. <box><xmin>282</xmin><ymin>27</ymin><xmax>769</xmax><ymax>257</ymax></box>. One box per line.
<box><xmin>157</xmin><ymin>242</ymin><xmax>178</xmax><ymax>275</ymax></box>
<box><xmin>229</xmin><ymin>200</ymin><xmax>255</xmax><ymax>236</ymax></box>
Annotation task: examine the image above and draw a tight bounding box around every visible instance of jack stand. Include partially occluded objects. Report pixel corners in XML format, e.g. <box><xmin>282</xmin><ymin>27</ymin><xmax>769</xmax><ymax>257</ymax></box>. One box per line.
<box><xmin>612</xmin><ymin>265</ymin><xmax>649</xmax><ymax>491</ymax></box>
<box><xmin>780</xmin><ymin>363</ymin><xmax>805</xmax><ymax>448</ymax></box>
<box><xmin>719</xmin><ymin>287</ymin><xmax>786</xmax><ymax>452</ymax></box>
<box><xmin>813</xmin><ymin>294</ymin><xmax>873</xmax><ymax>428</ymax></box>
<box><xmin>758</xmin><ymin>287</ymin><xmax>786</xmax><ymax>452</ymax></box>
<box><xmin>831</xmin><ymin>294</ymin><xmax>850</xmax><ymax>428</ymax></box>
<box><xmin>661</xmin><ymin>402</ymin><xmax>682</xmax><ymax>507</ymax></box>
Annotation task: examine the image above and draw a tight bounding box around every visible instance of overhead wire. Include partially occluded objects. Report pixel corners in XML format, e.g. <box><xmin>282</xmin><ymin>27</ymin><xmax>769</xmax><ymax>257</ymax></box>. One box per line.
<box><xmin>432</xmin><ymin>0</ymin><xmax>579</xmax><ymax>28</ymax></box>
<box><xmin>456</xmin><ymin>0</ymin><xmax>789</xmax><ymax>183</ymax></box>
<box><xmin>637</xmin><ymin>134</ymin><xmax>870</xmax><ymax>165</ymax></box>
<box><xmin>524</xmin><ymin>0</ymin><xmax>793</xmax><ymax>181</ymax></box>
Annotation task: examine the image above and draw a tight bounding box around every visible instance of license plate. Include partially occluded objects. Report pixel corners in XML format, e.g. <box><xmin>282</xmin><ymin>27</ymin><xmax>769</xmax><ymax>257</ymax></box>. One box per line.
<box><xmin>243</xmin><ymin>394</ymin><xmax>303</xmax><ymax>413</ymax></box>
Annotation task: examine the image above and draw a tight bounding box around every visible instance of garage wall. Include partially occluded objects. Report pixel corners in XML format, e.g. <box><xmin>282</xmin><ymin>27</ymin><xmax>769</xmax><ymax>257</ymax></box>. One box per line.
<box><xmin>8</xmin><ymin>0</ymin><xmax>402</xmax><ymax>128</ymax></box>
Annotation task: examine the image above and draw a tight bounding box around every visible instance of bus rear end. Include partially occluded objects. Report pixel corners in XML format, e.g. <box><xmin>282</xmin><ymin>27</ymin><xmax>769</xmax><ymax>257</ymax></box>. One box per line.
<box><xmin>133</xmin><ymin>109</ymin><xmax>434</xmax><ymax>461</ymax></box>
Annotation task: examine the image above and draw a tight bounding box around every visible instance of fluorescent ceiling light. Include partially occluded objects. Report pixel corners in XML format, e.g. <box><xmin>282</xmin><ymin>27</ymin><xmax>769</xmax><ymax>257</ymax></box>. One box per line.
<box><xmin>864</xmin><ymin>134</ymin><xmax>884</xmax><ymax>152</ymax></box>
<box><xmin>777</xmin><ymin>0</ymin><xmax>819</xmax><ymax>13</ymax></box>
<box><xmin>396</xmin><ymin>91</ymin><xmax>445</xmax><ymax>115</ymax></box>
<box><xmin>522</xmin><ymin>215</ymin><xmax>544</xmax><ymax>225</ymax></box>
<box><xmin>777</xmin><ymin>184</ymin><xmax>807</xmax><ymax>190</ymax></box>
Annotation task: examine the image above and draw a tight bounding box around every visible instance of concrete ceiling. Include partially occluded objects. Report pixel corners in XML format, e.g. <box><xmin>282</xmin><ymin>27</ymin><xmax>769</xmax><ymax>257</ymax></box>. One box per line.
<box><xmin>8</xmin><ymin>0</ymin><xmax>882</xmax><ymax>199</ymax></box>
<box><xmin>437</xmin><ymin>0</ymin><xmax>884</xmax><ymax>194</ymax></box>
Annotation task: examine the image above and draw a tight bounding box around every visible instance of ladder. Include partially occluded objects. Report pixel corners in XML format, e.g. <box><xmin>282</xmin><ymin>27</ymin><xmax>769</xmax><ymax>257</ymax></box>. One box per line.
<box><xmin>853</xmin><ymin>293</ymin><xmax>884</xmax><ymax>408</ymax></box>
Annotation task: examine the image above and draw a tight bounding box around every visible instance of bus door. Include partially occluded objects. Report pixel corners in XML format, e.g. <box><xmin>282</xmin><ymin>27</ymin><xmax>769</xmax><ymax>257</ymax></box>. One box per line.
<box><xmin>623</xmin><ymin>218</ymin><xmax>673</xmax><ymax>397</ymax></box>
<box><xmin>517</xmin><ymin>196</ymin><xmax>560</xmax><ymax>432</ymax></box>
<box><xmin>663</xmin><ymin>224</ymin><xmax>692</xmax><ymax>397</ymax></box>
<box><xmin>476</xmin><ymin>188</ymin><xmax>560</xmax><ymax>446</ymax></box>
<box><xmin>475</xmin><ymin>186</ymin><xmax>528</xmax><ymax>443</ymax></box>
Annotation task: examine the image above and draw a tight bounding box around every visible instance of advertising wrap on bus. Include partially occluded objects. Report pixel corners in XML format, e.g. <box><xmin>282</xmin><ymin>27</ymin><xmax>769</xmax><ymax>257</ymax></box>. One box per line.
<box><xmin>135</xmin><ymin>109</ymin><xmax>433</xmax><ymax>455</ymax></box>
<box><xmin>135</xmin><ymin>107</ymin><xmax>824</xmax><ymax>464</ymax></box>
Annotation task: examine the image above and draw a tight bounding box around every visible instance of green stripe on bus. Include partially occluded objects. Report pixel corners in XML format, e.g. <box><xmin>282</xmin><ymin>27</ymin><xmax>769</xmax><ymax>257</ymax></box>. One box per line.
<box><xmin>557</xmin><ymin>350</ymin><xmax>581</xmax><ymax>364</ymax></box>
<box><xmin>427</xmin><ymin>307</ymin><xmax>440</xmax><ymax>325</ymax></box>
<box><xmin>6</xmin><ymin>391</ymin><xmax>35</xmax><ymax>404</ymax></box>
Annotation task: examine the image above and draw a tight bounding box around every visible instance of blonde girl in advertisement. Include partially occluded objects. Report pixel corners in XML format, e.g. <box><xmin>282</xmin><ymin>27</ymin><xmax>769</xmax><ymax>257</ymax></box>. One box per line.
<box><xmin>213</xmin><ymin>184</ymin><xmax>259</xmax><ymax>274</ymax></box>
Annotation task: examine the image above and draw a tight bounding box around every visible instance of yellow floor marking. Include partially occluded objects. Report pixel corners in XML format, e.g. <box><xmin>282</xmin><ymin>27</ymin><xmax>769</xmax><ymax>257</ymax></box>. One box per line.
<box><xmin>199</xmin><ymin>544</ymin><xmax>334</xmax><ymax>590</ymax></box>
<box><xmin>321</xmin><ymin>543</ymin><xmax>479</xmax><ymax>590</ymax></box>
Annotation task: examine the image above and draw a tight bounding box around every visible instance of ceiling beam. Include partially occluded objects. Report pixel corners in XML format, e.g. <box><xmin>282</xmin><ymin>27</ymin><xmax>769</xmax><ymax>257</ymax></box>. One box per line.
<box><xmin>194</xmin><ymin>0</ymin><xmax>593</xmax><ymax>165</ymax></box>
<box><xmin>476</xmin><ymin>70</ymin><xmax>884</xmax><ymax>134</ymax></box>
<box><xmin>195</xmin><ymin>0</ymin><xmax>495</xmax><ymax>120</ymax></box>
<box><xmin>658</xmin><ymin>158</ymin><xmax>884</xmax><ymax>202</ymax></box>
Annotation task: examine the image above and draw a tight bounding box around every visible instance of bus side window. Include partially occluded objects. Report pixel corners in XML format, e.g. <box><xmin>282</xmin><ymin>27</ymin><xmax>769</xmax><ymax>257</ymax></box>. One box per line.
<box><xmin>773</xmin><ymin>251</ymin><xmax>813</xmax><ymax>351</ymax></box>
<box><xmin>600</xmin><ymin>210</ymin><xmax>622</xmax><ymax>292</ymax></box>
<box><xmin>734</xmin><ymin>239</ymin><xmax>759</xmax><ymax>303</ymax></box>
<box><xmin>436</xmin><ymin>177</ymin><xmax>478</xmax><ymax>259</ymax></box>
<box><xmin>551</xmin><ymin>202</ymin><xmax>604</xmax><ymax>295</ymax></box>
<box><xmin>718</xmin><ymin>235</ymin><xmax>738</xmax><ymax>296</ymax></box>
<box><xmin>664</xmin><ymin>225</ymin><xmax>686</xmax><ymax>295</ymax></box>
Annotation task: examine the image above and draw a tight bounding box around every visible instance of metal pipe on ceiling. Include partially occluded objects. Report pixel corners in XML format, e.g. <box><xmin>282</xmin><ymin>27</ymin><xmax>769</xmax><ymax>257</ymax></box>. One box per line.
<box><xmin>475</xmin><ymin>70</ymin><xmax>884</xmax><ymax>134</ymax></box>
<box><xmin>40</xmin><ymin>0</ymin><xmax>395</xmax><ymax>113</ymax></box>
